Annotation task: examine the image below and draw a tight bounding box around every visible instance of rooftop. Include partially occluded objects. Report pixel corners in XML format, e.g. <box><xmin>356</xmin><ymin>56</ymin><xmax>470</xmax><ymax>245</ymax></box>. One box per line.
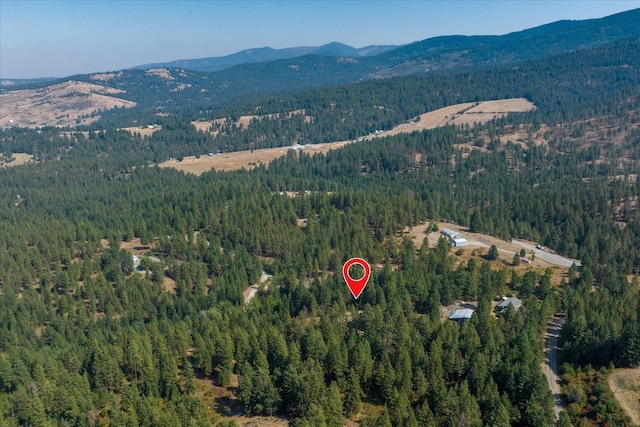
<box><xmin>495</xmin><ymin>296</ymin><xmax>522</xmax><ymax>312</ymax></box>
<box><xmin>449</xmin><ymin>308</ymin><xmax>474</xmax><ymax>320</ymax></box>
<box><xmin>441</xmin><ymin>228</ymin><xmax>462</xmax><ymax>241</ymax></box>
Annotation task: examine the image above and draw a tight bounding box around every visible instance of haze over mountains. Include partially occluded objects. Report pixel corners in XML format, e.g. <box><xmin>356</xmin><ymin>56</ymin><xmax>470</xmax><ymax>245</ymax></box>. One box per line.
<box><xmin>3</xmin><ymin>7</ymin><xmax>639</xmax><ymax>85</ymax></box>
<box><xmin>1</xmin><ymin>7</ymin><xmax>639</xmax><ymax>128</ymax></box>
<box><xmin>113</xmin><ymin>7</ymin><xmax>640</xmax><ymax>77</ymax></box>
<box><xmin>129</xmin><ymin>42</ymin><xmax>401</xmax><ymax>73</ymax></box>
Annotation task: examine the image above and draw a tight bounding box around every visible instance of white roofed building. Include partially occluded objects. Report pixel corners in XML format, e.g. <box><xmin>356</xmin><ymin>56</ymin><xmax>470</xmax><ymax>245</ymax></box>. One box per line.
<box><xmin>452</xmin><ymin>237</ymin><xmax>468</xmax><ymax>247</ymax></box>
<box><xmin>449</xmin><ymin>308</ymin><xmax>474</xmax><ymax>322</ymax></box>
<box><xmin>441</xmin><ymin>228</ymin><xmax>461</xmax><ymax>239</ymax></box>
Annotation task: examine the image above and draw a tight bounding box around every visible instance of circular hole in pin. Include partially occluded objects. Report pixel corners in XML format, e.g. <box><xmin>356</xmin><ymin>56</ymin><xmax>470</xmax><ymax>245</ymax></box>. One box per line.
<box><xmin>348</xmin><ymin>263</ymin><xmax>365</xmax><ymax>281</ymax></box>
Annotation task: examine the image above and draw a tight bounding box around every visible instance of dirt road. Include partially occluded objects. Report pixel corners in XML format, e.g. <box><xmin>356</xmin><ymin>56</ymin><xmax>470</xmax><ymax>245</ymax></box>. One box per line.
<box><xmin>543</xmin><ymin>314</ymin><xmax>565</xmax><ymax>419</ymax></box>
<box><xmin>243</xmin><ymin>271</ymin><xmax>273</xmax><ymax>304</ymax></box>
<box><xmin>512</xmin><ymin>240</ymin><xmax>581</xmax><ymax>268</ymax></box>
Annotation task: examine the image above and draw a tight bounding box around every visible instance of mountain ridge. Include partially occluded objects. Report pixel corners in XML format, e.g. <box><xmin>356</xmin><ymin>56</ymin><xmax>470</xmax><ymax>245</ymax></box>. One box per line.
<box><xmin>128</xmin><ymin>8</ymin><xmax>640</xmax><ymax>77</ymax></box>
<box><xmin>130</xmin><ymin>42</ymin><xmax>401</xmax><ymax>73</ymax></box>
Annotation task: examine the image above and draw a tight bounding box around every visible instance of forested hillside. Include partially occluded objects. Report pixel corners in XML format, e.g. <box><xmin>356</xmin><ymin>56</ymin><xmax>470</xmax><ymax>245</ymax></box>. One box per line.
<box><xmin>0</xmin><ymin>35</ymin><xmax>639</xmax><ymax>427</ymax></box>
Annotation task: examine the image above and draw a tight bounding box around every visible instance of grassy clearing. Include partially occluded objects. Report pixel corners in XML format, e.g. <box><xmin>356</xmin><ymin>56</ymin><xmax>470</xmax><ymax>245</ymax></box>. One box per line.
<box><xmin>609</xmin><ymin>368</ymin><xmax>640</xmax><ymax>426</ymax></box>
<box><xmin>0</xmin><ymin>152</ymin><xmax>34</xmax><ymax>167</ymax></box>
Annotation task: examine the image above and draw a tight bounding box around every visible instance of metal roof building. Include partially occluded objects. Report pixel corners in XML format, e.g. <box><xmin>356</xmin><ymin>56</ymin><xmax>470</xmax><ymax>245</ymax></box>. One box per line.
<box><xmin>441</xmin><ymin>228</ymin><xmax>461</xmax><ymax>239</ymax></box>
<box><xmin>452</xmin><ymin>237</ymin><xmax>468</xmax><ymax>247</ymax></box>
<box><xmin>449</xmin><ymin>308</ymin><xmax>474</xmax><ymax>321</ymax></box>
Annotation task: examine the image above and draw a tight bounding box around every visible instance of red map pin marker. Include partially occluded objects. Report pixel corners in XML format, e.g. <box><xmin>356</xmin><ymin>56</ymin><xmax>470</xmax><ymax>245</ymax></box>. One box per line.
<box><xmin>343</xmin><ymin>257</ymin><xmax>371</xmax><ymax>299</ymax></box>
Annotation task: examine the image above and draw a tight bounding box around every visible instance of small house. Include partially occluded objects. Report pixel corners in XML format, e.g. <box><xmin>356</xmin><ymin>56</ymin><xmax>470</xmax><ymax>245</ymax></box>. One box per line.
<box><xmin>495</xmin><ymin>297</ymin><xmax>522</xmax><ymax>313</ymax></box>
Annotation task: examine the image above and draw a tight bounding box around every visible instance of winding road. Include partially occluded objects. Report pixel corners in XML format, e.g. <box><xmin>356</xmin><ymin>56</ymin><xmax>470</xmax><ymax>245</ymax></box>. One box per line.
<box><xmin>542</xmin><ymin>314</ymin><xmax>566</xmax><ymax>419</ymax></box>
<box><xmin>243</xmin><ymin>271</ymin><xmax>273</xmax><ymax>305</ymax></box>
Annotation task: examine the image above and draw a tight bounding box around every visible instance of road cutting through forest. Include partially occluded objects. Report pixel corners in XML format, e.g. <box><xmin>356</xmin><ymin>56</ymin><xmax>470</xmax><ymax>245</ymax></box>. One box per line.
<box><xmin>543</xmin><ymin>314</ymin><xmax>566</xmax><ymax>419</ymax></box>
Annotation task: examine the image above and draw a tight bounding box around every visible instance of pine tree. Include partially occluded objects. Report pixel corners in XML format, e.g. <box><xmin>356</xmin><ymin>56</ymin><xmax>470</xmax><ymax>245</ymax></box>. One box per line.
<box><xmin>325</xmin><ymin>382</ymin><xmax>344</xmax><ymax>427</ymax></box>
<box><xmin>487</xmin><ymin>245</ymin><xmax>499</xmax><ymax>261</ymax></box>
<box><xmin>344</xmin><ymin>368</ymin><xmax>362</xmax><ymax>417</ymax></box>
<box><xmin>183</xmin><ymin>360</ymin><xmax>196</xmax><ymax>394</ymax></box>
<box><xmin>486</xmin><ymin>402</ymin><xmax>511</xmax><ymax>427</ymax></box>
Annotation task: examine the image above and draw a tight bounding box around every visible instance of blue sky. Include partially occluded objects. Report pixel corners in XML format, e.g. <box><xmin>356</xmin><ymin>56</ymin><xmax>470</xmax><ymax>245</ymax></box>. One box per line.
<box><xmin>1</xmin><ymin>0</ymin><xmax>638</xmax><ymax>78</ymax></box>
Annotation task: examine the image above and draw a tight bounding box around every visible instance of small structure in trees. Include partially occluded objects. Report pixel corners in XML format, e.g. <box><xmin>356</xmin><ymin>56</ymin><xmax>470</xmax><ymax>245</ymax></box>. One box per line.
<box><xmin>449</xmin><ymin>308</ymin><xmax>474</xmax><ymax>322</ymax></box>
<box><xmin>494</xmin><ymin>297</ymin><xmax>522</xmax><ymax>313</ymax></box>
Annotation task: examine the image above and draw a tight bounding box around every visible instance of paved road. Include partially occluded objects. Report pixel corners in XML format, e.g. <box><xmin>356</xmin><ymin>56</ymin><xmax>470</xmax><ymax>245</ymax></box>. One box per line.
<box><xmin>512</xmin><ymin>240</ymin><xmax>581</xmax><ymax>268</ymax></box>
<box><xmin>543</xmin><ymin>314</ymin><xmax>566</xmax><ymax>419</ymax></box>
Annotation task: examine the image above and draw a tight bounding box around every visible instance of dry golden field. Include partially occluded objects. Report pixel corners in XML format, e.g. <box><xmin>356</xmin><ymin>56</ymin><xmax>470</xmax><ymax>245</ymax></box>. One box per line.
<box><xmin>609</xmin><ymin>368</ymin><xmax>640</xmax><ymax>425</ymax></box>
<box><xmin>0</xmin><ymin>81</ymin><xmax>136</xmax><ymax>127</ymax></box>
<box><xmin>161</xmin><ymin>98</ymin><xmax>535</xmax><ymax>175</ymax></box>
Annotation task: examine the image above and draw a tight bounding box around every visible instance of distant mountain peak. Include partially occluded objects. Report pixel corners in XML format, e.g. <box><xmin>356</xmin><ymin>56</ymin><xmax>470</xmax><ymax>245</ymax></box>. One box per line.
<box><xmin>130</xmin><ymin>42</ymin><xmax>401</xmax><ymax>73</ymax></box>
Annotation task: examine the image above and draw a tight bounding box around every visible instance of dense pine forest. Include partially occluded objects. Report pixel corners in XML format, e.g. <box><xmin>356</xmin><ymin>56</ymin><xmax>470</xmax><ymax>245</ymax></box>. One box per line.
<box><xmin>0</xmin><ymin>37</ymin><xmax>639</xmax><ymax>426</ymax></box>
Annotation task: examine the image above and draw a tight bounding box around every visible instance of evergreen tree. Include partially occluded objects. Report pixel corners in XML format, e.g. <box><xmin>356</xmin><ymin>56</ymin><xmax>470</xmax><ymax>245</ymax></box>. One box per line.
<box><xmin>487</xmin><ymin>245</ymin><xmax>499</xmax><ymax>261</ymax></box>
<box><xmin>325</xmin><ymin>381</ymin><xmax>344</xmax><ymax>427</ymax></box>
<box><xmin>344</xmin><ymin>368</ymin><xmax>362</xmax><ymax>418</ymax></box>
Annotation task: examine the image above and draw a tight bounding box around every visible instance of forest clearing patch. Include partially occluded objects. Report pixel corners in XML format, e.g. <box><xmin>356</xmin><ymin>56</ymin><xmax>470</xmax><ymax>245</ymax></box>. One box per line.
<box><xmin>120</xmin><ymin>125</ymin><xmax>162</xmax><ymax>136</ymax></box>
<box><xmin>158</xmin><ymin>140</ymin><xmax>350</xmax><ymax>174</ymax></box>
<box><xmin>194</xmin><ymin>375</ymin><xmax>289</xmax><ymax>426</ymax></box>
<box><xmin>191</xmin><ymin>120</ymin><xmax>222</xmax><ymax>136</ymax></box>
<box><xmin>403</xmin><ymin>222</ymin><xmax>572</xmax><ymax>284</ymax></box>
<box><xmin>233</xmin><ymin>109</ymin><xmax>312</xmax><ymax>128</ymax></box>
<box><xmin>145</xmin><ymin>68</ymin><xmax>174</xmax><ymax>80</ymax></box>
<box><xmin>163</xmin><ymin>276</ymin><xmax>176</xmax><ymax>294</ymax></box>
<box><xmin>120</xmin><ymin>238</ymin><xmax>153</xmax><ymax>256</ymax></box>
<box><xmin>451</xmin><ymin>98</ymin><xmax>536</xmax><ymax>127</ymax></box>
<box><xmin>90</xmin><ymin>72</ymin><xmax>123</xmax><ymax>82</ymax></box>
<box><xmin>0</xmin><ymin>152</ymin><xmax>33</xmax><ymax>167</ymax></box>
<box><xmin>608</xmin><ymin>368</ymin><xmax>640</xmax><ymax>425</ymax></box>
<box><xmin>118</xmin><ymin>238</ymin><xmax>176</xmax><ymax>293</ymax></box>
<box><xmin>455</xmin><ymin>124</ymin><xmax>550</xmax><ymax>159</ymax></box>
<box><xmin>192</xmin><ymin>109</ymin><xmax>313</xmax><ymax>137</ymax></box>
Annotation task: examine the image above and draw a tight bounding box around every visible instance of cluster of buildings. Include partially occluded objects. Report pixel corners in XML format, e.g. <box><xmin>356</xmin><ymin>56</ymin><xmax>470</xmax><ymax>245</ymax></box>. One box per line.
<box><xmin>288</xmin><ymin>144</ymin><xmax>312</xmax><ymax>151</ymax></box>
<box><xmin>448</xmin><ymin>296</ymin><xmax>523</xmax><ymax>322</ymax></box>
